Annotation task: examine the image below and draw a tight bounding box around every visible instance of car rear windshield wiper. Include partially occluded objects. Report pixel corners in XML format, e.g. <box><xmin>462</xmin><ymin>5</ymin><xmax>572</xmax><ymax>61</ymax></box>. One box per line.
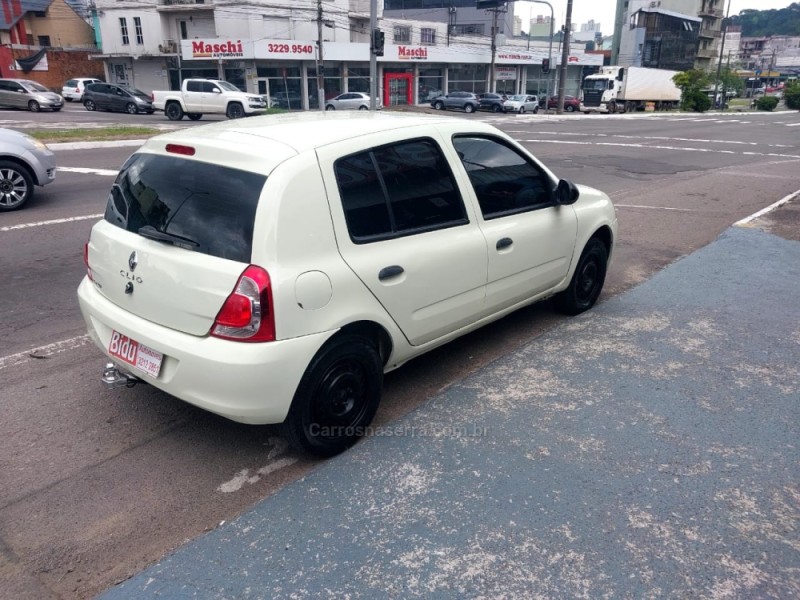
<box><xmin>138</xmin><ymin>225</ymin><xmax>200</xmax><ymax>249</ymax></box>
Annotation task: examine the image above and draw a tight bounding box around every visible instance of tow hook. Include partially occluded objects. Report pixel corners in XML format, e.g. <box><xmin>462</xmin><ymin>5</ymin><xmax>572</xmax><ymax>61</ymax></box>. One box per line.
<box><xmin>102</xmin><ymin>362</ymin><xmax>142</xmax><ymax>389</ymax></box>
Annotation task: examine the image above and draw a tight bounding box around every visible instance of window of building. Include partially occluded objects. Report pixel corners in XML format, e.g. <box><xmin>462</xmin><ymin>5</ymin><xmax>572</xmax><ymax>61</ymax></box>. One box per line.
<box><xmin>418</xmin><ymin>67</ymin><xmax>443</xmax><ymax>103</ymax></box>
<box><xmin>335</xmin><ymin>139</ymin><xmax>467</xmax><ymax>242</ymax></box>
<box><xmin>134</xmin><ymin>17</ymin><xmax>144</xmax><ymax>45</ymax></box>
<box><xmin>34</xmin><ymin>10</ymin><xmax>46</xmax><ymax>17</ymax></box>
<box><xmin>37</xmin><ymin>35</ymin><xmax>51</xmax><ymax>47</ymax></box>
<box><xmin>421</xmin><ymin>28</ymin><xmax>436</xmax><ymax>45</ymax></box>
<box><xmin>447</xmin><ymin>64</ymin><xmax>486</xmax><ymax>94</ymax></box>
<box><xmin>452</xmin><ymin>136</ymin><xmax>551</xmax><ymax>219</ymax></box>
<box><xmin>307</xmin><ymin>66</ymin><xmax>342</xmax><ymax>109</ymax></box>
<box><xmin>346</xmin><ymin>67</ymin><xmax>370</xmax><ymax>94</ymax></box>
<box><xmin>120</xmin><ymin>18</ymin><xmax>129</xmax><ymax>45</ymax></box>
<box><xmin>451</xmin><ymin>24</ymin><xmax>484</xmax><ymax>36</ymax></box>
<box><xmin>257</xmin><ymin>66</ymin><xmax>303</xmax><ymax>110</ymax></box>
<box><xmin>393</xmin><ymin>26</ymin><xmax>411</xmax><ymax>43</ymax></box>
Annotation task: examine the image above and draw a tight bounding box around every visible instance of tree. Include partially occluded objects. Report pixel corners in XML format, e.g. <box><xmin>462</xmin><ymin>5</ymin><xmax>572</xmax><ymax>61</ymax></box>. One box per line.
<box><xmin>718</xmin><ymin>67</ymin><xmax>744</xmax><ymax>100</ymax></box>
<box><xmin>673</xmin><ymin>70</ymin><xmax>712</xmax><ymax>112</ymax></box>
<box><xmin>785</xmin><ymin>81</ymin><xmax>800</xmax><ymax>111</ymax></box>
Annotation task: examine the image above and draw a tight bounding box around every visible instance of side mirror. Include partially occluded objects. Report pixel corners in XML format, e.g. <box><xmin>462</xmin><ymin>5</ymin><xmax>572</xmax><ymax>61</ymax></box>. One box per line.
<box><xmin>212</xmin><ymin>88</ymin><xmax>222</xmax><ymax>94</ymax></box>
<box><xmin>555</xmin><ymin>179</ymin><xmax>580</xmax><ymax>205</ymax></box>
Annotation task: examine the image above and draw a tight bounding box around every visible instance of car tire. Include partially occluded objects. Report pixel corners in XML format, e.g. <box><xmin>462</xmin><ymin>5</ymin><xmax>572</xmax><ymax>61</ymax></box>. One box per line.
<box><xmin>52</xmin><ymin>107</ymin><xmax>61</xmax><ymax>112</ymax></box>
<box><xmin>325</xmin><ymin>105</ymin><xmax>335</xmax><ymax>111</ymax></box>
<box><xmin>165</xmin><ymin>102</ymin><xmax>184</xmax><ymax>121</ymax></box>
<box><xmin>566</xmin><ymin>105</ymin><xmax>576</xmax><ymax>112</ymax></box>
<box><xmin>65</xmin><ymin>97</ymin><xmax>73</xmax><ymax>102</ymax></box>
<box><xmin>283</xmin><ymin>335</ymin><xmax>383</xmax><ymax>457</ymax></box>
<box><xmin>464</xmin><ymin>103</ymin><xmax>475</xmax><ymax>114</ymax></box>
<box><xmin>187</xmin><ymin>113</ymin><xmax>203</xmax><ymax>121</ymax></box>
<box><xmin>28</xmin><ymin>100</ymin><xmax>41</xmax><ymax>113</ymax></box>
<box><xmin>434</xmin><ymin>101</ymin><xmax>444</xmax><ymax>110</ymax></box>
<box><xmin>534</xmin><ymin>105</ymin><xmax>539</xmax><ymax>114</ymax></box>
<box><xmin>358</xmin><ymin>105</ymin><xmax>368</xmax><ymax>110</ymax></box>
<box><xmin>84</xmin><ymin>99</ymin><xmax>96</xmax><ymax>111</ymax></box>
<box><xmin>226</xmin><ymin>102</ymin><xmax>244</xmax><ymax>119</ymax></box>
<box><xmin>125</xmin><ymin>103</ymin><xmax>138</xmax><ymax>114</ymax></box>
<box><xmin>554</xmin><ymin>238</ymin><xmax>608</xmax><ymax>315</ymax></box>
<box><xmin>0</xmin><ymin>160</ymin><xmax>34</xmax><ymax>212</ymax></box>
<box><xmin>492</xmin><ymin>104</ymin><xmax>501</xmax><ymax>113</ymax></box>
<box><xmin>519</xmin><ymin>106</ymin><xmax>526</xmax><ymax>114</ymax></box>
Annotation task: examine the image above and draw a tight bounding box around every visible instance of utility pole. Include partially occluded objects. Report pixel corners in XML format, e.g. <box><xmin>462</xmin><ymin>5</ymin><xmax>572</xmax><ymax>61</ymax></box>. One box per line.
<box><xmin>713</xmin><ymin>0</ymin><xmax>732</xmax><ymax>110</ymax></box>
<box><xmin>489</xmin><ymin>7</ymin><xmax>499</xmax><ymax>93</ymax></box>
<box><xmin>369</xmin><ymin>0</ymin><xmax>378</xmax><ymax>110</ymax></box>
<box><xmin>316</xmin><ymin>0</ymin><xmax>326</xmax><ymax>111</ymax></box>
<box><xmin>556</xmin><ymin>0</ymin><xmax>573</xmax><ymax>114</ymax></box>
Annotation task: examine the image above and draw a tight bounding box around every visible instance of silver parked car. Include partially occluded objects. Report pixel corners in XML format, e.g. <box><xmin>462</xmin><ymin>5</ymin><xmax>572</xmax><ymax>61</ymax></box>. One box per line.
<box><xmin>0</xmin><ymin>78</ymin><xmax>63</xmax><ymax>112</ymax></box>
<box><xmin>0</xmin><ymin>128</ymin><xmax>56</xmax><ymax>211</ymax></box>
<box><xmin>325</xmin><ymin>92</ymin><xmax>380</xmax><ymax>111</ymax></box>
<box><xmin>503</xmin><ymin>94</ymin><xmax>540</xmax><ymax>114</ymax></box>
<box><xmin>430</xmin><ymin>91</ymin><xmax>480</xmax><ymax>113</ymax></box>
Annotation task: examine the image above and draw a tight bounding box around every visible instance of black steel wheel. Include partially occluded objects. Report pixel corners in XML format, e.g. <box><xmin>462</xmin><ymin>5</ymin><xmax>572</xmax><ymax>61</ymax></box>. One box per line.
<box><xmin>554</xmin><ymin>238</ymin><xmax>608</xmax><ymax>315</ymax></box>
<box><xmin>226</xmin><ymin>103</ymin><xmax>244</xmax><ymax>119</ymax></box>
<box><xmin>283</xmin><ymin>335</ymin><xmax>383</xmax><ymax>457</ymax></box>
<box><xmin>0</xmin><ymin>160</ymin><xmax>34</xmax><ymax>212</ymax></box>
<box><xmin>165</xmin><ymin>102</ymin><xmax>184</xmax><ymax>121</ymax></box>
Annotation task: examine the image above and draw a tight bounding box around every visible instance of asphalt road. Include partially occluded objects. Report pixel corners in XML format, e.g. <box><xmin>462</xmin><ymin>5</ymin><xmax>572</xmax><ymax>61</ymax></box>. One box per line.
<box><xmin>1</xmin><ymin>105</ymin><xmax>799</xmax><ymax>599</ymax></box>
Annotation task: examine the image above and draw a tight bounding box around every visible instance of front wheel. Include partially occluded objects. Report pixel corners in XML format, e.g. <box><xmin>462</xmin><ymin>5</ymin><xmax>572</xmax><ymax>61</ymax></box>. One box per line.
<box><xmin>28</xmin><ymin>100</ymin><xmax>41</xmax><ymax>112</ymax></box>
<box><xmin>492</xmin><ymin>104</ymin><xmax>501</xmax><ymax>113</ymax></box>
<box><xmin>0</xmin><ymin>160</ymin><xmax>34</xmax><ymax>212</ymax></box>
<box><xmin>84</xmin><ymin>99</ymin><xmax>96</xmax><ymax>111</ymax></box>
<box><xmin>566</xmin><ymin>105</ymin><xmax>576</xmax><ymax>112</ymax></box>
<box><xmin>125</xmin><ymin>103</ymin><xmax>138</xmax><ymax>114</ymax></box>
<box><xmin>434</xmin><ymin>101</ymin><xmax>444</xmax><ymax>110</ymax></box>
<box><xmin>358</xmin><ymin>105</ymin><xmax>368</xmax><ymax>110</ymax></box>
<box><xmin>519</xmin><ymin>106</ymin><xmax>526</xmax><ymax>114</ymax></box>
<box><xmin>165</xmin><ymin>102</ymin><xmax>184</xmax><ymax>121</ymax></box>
<box><xmin>554</xmin><ymin>238</ymin><xmax>608</xmax><ymax>315</ymax></box>
<box><xmin>226</xmin><ymin>103</ymin><xmax>244</xmax><ymax>119</ymax></box>
<box><xmin>283</xmin><ymin>335</ymin><xmax>383</xmax><ymax>457</ymax></box>
<box><xmin>464</xmin><ymin>103</ymin><xmax>475</xmax><ymax>114</ymax></box>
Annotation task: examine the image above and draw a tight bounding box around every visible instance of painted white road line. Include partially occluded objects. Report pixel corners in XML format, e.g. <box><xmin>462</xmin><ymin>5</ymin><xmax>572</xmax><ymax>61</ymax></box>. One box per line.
<box><xmin>519</xmin><ymin>139</ymin><xmax>800</xmax><ymax>159</ymax></box>
<box><xmin>217</xmin><ymin>438</ymin><xmax>298</xmax><ymax>493</ymax></box>
<box><xmin>1</xmin><ymin>213</ymin><xmax>103</xmax><ymax>232</ymax></box>
<box><xmin>786</xmin><ymin>123</ymin><xmax>800</xmax><ymax>127</ymax></box>
<box><xmin>734</xmin><ymin>189</ymin><xmax>800</xmax><ymax>226</ymax></box>
<box><xmin>511</xmin><ymin>130</ymin><xmax>763</xmax><ymax>146</ymax></box>
<box><xmin>0</xmin><ymin>334</ymin><xmax>91</xmax><ymax>371</ymax></box>
<box><xmin>615</xmin><ymin>204</ymin><xmax>694</xmax><ymax>212</ymax></box>
<box><xmin>57</xmin><ymin>166</ymin><xmax>119</xmax><ymax>176</ymax></box>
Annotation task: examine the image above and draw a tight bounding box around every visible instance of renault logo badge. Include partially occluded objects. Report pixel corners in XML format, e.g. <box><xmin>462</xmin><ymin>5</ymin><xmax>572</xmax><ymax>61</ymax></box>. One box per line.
<box><xmin>128</xmin><ymin>251</ymin><xmax>138</xmax><ymax>272</ymax></box>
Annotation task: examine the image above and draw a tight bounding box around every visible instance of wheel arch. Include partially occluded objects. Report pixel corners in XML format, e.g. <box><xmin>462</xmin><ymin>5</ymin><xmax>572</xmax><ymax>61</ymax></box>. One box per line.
<box><xmin>0</xmin><ymin>155</ymin><xmax>37</xmax><ymax>185</ymax></box>
<box><xmin>336</xmin><ymin>320</ymin><xmax>394</xmax><ymax>367</ymax></box>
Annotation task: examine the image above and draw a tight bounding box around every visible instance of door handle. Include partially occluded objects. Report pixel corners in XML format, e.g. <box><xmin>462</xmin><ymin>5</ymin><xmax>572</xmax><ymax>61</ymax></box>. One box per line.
<box><xmin>378</xmin><ymin>265</ymin><xmax>405</xmax><ymax>281</ymax></box>
<box><xmin>496</xmin><ymin>237</ymin><xmax>513</xmax><ymax>250</ymax></box>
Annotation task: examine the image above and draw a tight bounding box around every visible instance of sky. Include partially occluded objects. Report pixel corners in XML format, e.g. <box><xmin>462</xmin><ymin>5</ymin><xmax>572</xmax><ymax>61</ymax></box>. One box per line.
<box><xmin>515</xmin><ymin>0</ymin><xmax>795</xmax><ymax>34</ymax></box>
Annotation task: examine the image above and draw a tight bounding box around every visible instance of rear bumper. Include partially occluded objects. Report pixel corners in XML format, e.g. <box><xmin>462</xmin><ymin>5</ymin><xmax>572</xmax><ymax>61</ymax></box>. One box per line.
<box><xmin>78</xmin><ymin>277</ymin><xmax>335</xmax><ymax>424</ymax></box>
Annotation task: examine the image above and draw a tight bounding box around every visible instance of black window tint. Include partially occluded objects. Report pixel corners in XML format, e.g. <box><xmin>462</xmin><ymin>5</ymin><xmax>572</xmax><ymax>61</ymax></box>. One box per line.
<box><xmin>104</xmin><ymin>154</ymin><xmax>266</xmax><ymax>263</ymax></box>
<box><xmin>373</xmin><ymin>141</ymin><xmax>465</xmax><ymax>231</ymax></box>
<box><xmin>186</xmin><ymin>81</ymin><xmax>202</xmax><ymax>92</ymax></box>
<box><xmin>201</xmin><ymin>81</ymin><xmax>219</xmax><ymax>93</ymax></box>
<box><xmin>335</xmin><ymin>152</ymin><xmax>392</xmax><ymax>239</ymax></box>
<box><xmin>453</xmin><ymin>136</ymin><xmax>552</xmax><ymax>219</ymax></box>
<box><xmin>335</xmin><ymin>139</ymin><xmax>466</xmax><ymax>243</ymax></box>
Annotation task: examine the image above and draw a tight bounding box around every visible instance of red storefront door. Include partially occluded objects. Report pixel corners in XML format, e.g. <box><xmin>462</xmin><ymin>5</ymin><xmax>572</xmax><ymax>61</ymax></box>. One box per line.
<box><xmin>384</xmin><ymin>72</ymin><xmax>413</xmax><ymax>106</ymax></box>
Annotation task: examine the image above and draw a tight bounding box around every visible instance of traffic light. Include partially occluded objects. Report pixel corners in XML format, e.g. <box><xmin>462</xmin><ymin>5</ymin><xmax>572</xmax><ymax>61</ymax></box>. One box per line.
<box><xmin>542</xmin><ymin>58</ymin><xmax>550</xmax><ymax>74</ymax></box>
<box><xmin>372</xmin><ymin>29</ymin><xmax>385</xmax><ymax>57</ymax></box>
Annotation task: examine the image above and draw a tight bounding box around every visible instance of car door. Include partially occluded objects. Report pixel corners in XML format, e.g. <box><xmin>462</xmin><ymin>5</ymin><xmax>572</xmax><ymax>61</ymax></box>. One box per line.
<box><xmin>201</xmin><ymin>81</ymin><xmax>225</xmax><ymax>112</ymax></box>
<box><xmin>7</xmin><ymin>82</ymin><xmax>28</xmax><ymax>108</ymax></box>
<box><xmin>183</xmin><ymin>80</ymin><xmax>204</xmax><ymax>112</ymax></box>
<box><xmin>445</xmin><ymin>92</ymin><xmax>463</xmax><ymax>109</ymax></box>
<box><xmin>317</xmin><ymin>134</ymin><xmax>488</xmax><ymax>346</ymax></box>
<box><xmin>0</xmin><ymin>81</ymin><xmax>13</xmax><ymax>107</ymax></box>
<box><xmin>91</xmin><ymin>84</ymin><xmax>109</xmax><ymax>110</ymax></box>
<box><xmin>451</xmin><ymin>134</ymin><xmax>578</xmax><ymax>313</ymax></box>
<box><xmin>109</xmin><ymin>85</ymin><xmax>126</xmax><ymax>111</ymax></box>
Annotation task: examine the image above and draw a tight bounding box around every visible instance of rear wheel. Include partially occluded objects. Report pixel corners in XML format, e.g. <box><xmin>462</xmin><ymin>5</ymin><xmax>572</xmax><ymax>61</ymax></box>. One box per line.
<box><xmin>83</xmin><ymin>99</ymin><xmax>96</xmax><ymax>111</ymax></box>
<box><xmin>554</xmin><ymin>238</ymin><xmax>608</xmax><ymax>315</ymax></box>
<box><xmin>566</xmin><ymin>105</ymin><xmax>576</xmax><ymax>112</ymax></box>
<box><xmin>464</xmin><ymin>103</ymin><xmax>475</xmax><ymax>114</ymax></box>
<box><xmin>325</xmin><ymin>105</ymin><xmax>335</xmax><ymax>111</ymax></box>
<box><xmin>358</xmin><ymin>105</ymin><xmax>368</xmax><ymax>110</ymax></box>
<box><xmin>28</xmin><ymin>100</ymin><xmax>41</xmax><ymax>112</ymax></box>
<box><xmin>125</xmin><ymin>103</ymin><xmax>138</xmax><ymax>114</ymax></box>
<box><xmin>165</xmin><ymin>102</ymin><xmax>184</xmax><ymax>121</ymax></box>
<box><xmin>283</xmin><ymin>335</ymin><xmax>383</xmax><ymax>457</ymax></box>
<box><xmin>0</xmin><ymin>161</ymin><xmax>34</xmax><ymax>212</ymax></box>
<box><xmin>226</xmin><ymin>102</ymin><xmax>244</xmax><ymax>119</ymax></box>
<box><xmin>533</xmin><ymin>105</ymin><xmax>539</xmax><ymax>114</ymax></box>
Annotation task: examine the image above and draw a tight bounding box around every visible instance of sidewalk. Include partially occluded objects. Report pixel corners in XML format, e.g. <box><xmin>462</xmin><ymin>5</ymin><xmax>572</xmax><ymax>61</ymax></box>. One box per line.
<box><xmin>99</xmin><ymin>225</ymin><xmax>800</xmax><ymax>599</ymax></box>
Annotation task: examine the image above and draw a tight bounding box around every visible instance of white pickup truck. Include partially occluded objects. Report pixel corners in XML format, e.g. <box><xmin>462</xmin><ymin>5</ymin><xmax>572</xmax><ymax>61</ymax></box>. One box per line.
<box><xmin>152</xmin><ymin>79</ymin><xmax>268</xmax><ymax>121</ymax></box>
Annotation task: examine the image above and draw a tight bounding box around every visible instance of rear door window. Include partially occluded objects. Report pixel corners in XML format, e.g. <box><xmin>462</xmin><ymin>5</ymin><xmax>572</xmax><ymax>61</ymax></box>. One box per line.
<box><xmin>104</xmin><ymin>153</ymin><xmax>267</xmax><ymax>262</ymax></box>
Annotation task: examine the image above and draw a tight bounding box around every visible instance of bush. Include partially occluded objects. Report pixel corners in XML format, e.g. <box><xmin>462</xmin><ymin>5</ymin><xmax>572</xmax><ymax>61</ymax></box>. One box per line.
<box><xmin>785</xmin><ymin>84</ymin><xmax>800</xmax><ymax>110</ymax></box>
<box><xmin>680</xmin><ymin>89</ymin><xmax>711</xmax><ymax>112</ymax></box>
<box><xmin>756</xmin><ymin>96</ymin><xmax>779</xmax><ymax>111</ymax></box>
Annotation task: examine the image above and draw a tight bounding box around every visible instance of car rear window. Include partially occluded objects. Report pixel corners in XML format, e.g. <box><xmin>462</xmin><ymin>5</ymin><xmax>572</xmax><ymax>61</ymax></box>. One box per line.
<box><xmin>104</xmin><ymin>153</ymin><xmax>266</xmax><ymax>262</ymax></box>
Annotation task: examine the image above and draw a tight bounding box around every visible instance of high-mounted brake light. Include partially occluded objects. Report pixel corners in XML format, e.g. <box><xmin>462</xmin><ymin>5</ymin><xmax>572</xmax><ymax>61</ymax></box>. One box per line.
<box><xmin>211</xmin><ymin>266</ymin><xmax>275</xmax><ymax>342</ymax></box>
<box><xmin>165</xmin><ymin>143</ymin><xmax>196</xmax><ymax>156</ymax></box>
<box><xmin>84</xmin><ymin>241</ymin><xmax>94</xmax><ymax>281</ymax></box>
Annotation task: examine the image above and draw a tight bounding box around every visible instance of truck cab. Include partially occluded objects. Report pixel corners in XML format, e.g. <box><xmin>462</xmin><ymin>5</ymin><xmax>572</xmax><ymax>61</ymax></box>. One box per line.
<box><xmin>581</xmin><ymin>74</ymin><xmax>618</xmax><ymax>114</ymax></box>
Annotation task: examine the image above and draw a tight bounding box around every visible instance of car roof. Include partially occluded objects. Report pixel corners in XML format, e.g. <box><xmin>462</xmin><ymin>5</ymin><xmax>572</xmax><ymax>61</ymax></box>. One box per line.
<box><xmin>144</xmin><ymin>112</ymin><xmax>497</xmax><ymax>155</ymax></box>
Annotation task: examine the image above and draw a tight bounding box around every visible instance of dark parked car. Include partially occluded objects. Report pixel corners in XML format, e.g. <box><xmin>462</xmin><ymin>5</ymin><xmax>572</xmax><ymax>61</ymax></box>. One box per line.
<box><xmin>83</xmin><ymin>83</ymin><xmax>154</xmax><ymax>114</ymax></box>
<box><xmin>430</xmin><ymin>91</ymin><xmax>480</xmax><ymax>113</ymax></box>
<box><xmin>478</xmin><ymin>92</ymin><xmax>508</xmax><ymax>113</ymax></box>
<box><xmin>547</xmin><ymin>95</ymin><xmax>581</xmax><ymax>112</ymax></box>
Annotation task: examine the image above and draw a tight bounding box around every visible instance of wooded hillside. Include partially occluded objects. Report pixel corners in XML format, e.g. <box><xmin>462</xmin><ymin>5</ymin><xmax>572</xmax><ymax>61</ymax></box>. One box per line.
<box><xmin>729</xmin><ymin>3</ymin><xmax>800</xmax><ymax>36</ymax></box>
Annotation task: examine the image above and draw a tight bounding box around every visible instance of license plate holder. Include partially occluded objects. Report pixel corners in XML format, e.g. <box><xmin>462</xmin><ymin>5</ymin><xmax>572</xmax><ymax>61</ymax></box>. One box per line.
<box><xmin>108</xmin><ymin>330</ymin><xmax>163</xmax><ymax>378</ymax></box>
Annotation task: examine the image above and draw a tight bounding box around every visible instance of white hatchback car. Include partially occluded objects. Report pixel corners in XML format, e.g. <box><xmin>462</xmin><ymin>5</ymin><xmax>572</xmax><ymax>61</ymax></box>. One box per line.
<box><xmin>62</xmin><ymin>77</ymin><xmax>102</xmax><ymax>102</ymax></box>
<box><xmin>325</xmin><ymin>92</ymin><xmax>380</xmax><ymax>111</ymax></box>
<box><xmin>78</xmin><ymin>113</ymin><xmax>617</xmax><ymax>456</ymax></box>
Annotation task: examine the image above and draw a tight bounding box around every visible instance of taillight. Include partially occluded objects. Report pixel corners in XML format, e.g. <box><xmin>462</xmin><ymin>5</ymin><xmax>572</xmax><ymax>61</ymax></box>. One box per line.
<box><xmin>84</xmin><ymin>241</ymin><xmax>93</xmax><ymax>281</ymax></box>
<box><xmin>75</xmin><ymin>87</ymin><xmax>80</xmax><ymax>93</ymax></box>
<box><xmin>211</xmin><ymin>266</ymin><xmax>275</xmax><ymax>342</ymax></box>
<box><xmin>166</xmin><ymin>143</ymin><xmax>195</xmax><ymax>156</ymax></box>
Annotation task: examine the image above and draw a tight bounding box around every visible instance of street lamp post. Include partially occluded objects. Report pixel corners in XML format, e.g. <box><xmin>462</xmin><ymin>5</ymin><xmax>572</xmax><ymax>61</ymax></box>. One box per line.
<box><xmin>529</xmin><ymin>0</ymin><xmax>554</xmax><ymax>108</ymax></box>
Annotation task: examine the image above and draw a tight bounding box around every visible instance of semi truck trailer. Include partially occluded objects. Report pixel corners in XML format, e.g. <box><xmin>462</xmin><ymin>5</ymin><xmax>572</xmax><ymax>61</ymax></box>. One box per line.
<box><xmin>580</xmin><ymin>66</ymin><xmax>682</xmax><ymax>114</ymax></box>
